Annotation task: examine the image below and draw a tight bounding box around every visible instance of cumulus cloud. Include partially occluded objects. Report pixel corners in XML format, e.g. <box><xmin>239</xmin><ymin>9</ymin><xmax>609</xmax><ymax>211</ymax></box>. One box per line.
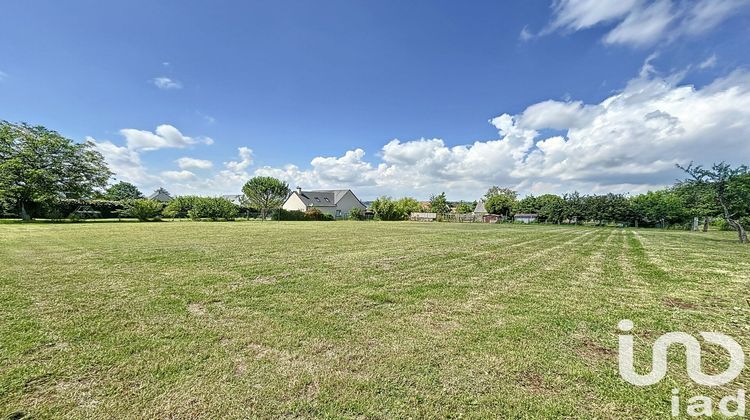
<box><xmin>224</xmin><ymin>147</ymin><xmax>253</xmax><ymax>172</ymax></box>
<box><xmin>93</xmin><ymin>63</ymin><xmax>750</xmax><ymax>200</ymax></box>
<box><xmin>242</xmin><ymin>66</ymin><xmax>750</xmax><ymax>199</ymax></box>
<box><xmin>151</xmin><ymin>76</ymin><xmax>182</xmax><ymax>90</ymax></box>
<box><xmin>176</xmin><ymin>157</ymin><xmax>213</xmax><ymax>170</ymax></box>
<box><xmin>89</xmin><ymin>125</ymin><xmax>213</xmax><ymax>193</ymax></box>
<box><xmin>161</xmin><ymin>170</ymin><xmax>196</xmax><ymax>181</ymax></box>
<box><xmin>121</xmin><ymin>124</ymin><xmax>213</xmax><ymax>151</ymax></box>
<box><xmin>543</xmin><ymin>0</ymin><xmax>749</xmax><ymax>47</ymax></box>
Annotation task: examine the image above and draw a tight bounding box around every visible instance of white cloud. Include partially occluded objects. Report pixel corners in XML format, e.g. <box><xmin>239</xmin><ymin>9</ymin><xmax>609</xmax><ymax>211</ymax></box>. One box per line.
<box><xmin>151</xmin><ymin>76</ymin><xmax>182</xmax><ymax>90</ymax></box>
<box><xmin>89</xmin><ymin>125</ymin><xmax>214</xmax><ymax>194</ymax></box>
<box><xmin>543</xmin><ymin>0</ymin><xmax>749</xmax><ymax>47</ymax></box>
<box><xmin>161</xmin><ymin>170</ymin><xmax>196</xmax><ymax>181</ymax></box>
<box><xmin>242</xmin><ymin>65</ymin><xmax>750</xmax><ymax>199</ymax></box>
<box><xmin>121</xmin><ymin>124</ymin><xmax>213</xmax><ymax>151</ymax></box>
<box><xmin>519</xmin><ymin>26</ymin><xmax>534</xmax><ymax>41</ymax></box>
<box><xmin>699</xmin><ymin>54</ymin><xmax>717</xmax><ymax>69</ymax></box>
<box><xmin>88</xmin><ymin>137</ymin><xmax>162</xmax><ymax>190</ymax></box>
<box><xmin>224</xmin><ymin>147</ymin><xmax>253</xmax><ymax>172</ymax></box>
<box><xmin>92</xmin><ymin>63</ymin><xmax>750</xmax><ymax>200</ymax></box>
<box><xmin>176</xmin><ymin>157</ymin><xmax>213</xmax><ymax>170</ymax></box>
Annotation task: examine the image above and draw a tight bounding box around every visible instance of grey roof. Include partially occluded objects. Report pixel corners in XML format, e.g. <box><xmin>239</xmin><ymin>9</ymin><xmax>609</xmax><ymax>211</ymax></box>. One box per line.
<box><xmin>148</xmin><ymin>188</ymin><xmax>173</xmax><ymax>202</ymax></box>
<box><xmin>473</xmin><ymin>200</ymin><xmax>487</xmax><ymax>214</ymax></box>
<box><xmin>294</xmin><ymin>189</ymin><xmax>365</xmax><ymax>208</ymax></box>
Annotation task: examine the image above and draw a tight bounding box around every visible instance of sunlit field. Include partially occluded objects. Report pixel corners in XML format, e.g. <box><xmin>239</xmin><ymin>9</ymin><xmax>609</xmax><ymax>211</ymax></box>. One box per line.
<box><xmin>1</xmin><ymin>221</ymin><xmax>748</xmax><ymax>418</ymax></box>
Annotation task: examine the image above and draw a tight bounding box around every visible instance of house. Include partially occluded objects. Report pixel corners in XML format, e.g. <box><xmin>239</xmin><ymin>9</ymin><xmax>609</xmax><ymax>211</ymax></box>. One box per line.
<box><xmin>282</xmin><ymin>187</ymin><xmax>366</xmax><ymax>219</ymax></box>
<box><xmin>473</xmin><ymin>200</ymin><xmax>488</xmax><ymax>216</ymax></box>
<box><xmin>148</xmin><ymin>188</ymin><xmax>173</xmax><ymax>203</ymax></box>
<box><xmin>514</xmin><ymin>213</ymin><xmax>538</xmax><ymax>224</ymax></box>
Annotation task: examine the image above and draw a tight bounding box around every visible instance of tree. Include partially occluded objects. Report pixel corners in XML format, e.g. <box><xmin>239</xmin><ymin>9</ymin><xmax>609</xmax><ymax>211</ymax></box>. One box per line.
<box><xmin>678</xmin><ymin>162</ymin><xmax>750</xmax><ymax>243</ymax></box>
<box><xmin>562</xmin><ymin>191</ymin><xmax>585</xmax><ymax>224</ymax></box>
<box><xmin>241</xmin><ymin>176</ymin><xmax>290</xmax><ymax>220</ymax></box>
<box><xmin>122</xmin><ymin>199</ymin><xmax>163</xmax><ymax>221</ymax></box>
<box><xmin>455</xmin><ymin>201</ymin><xmax>474</xmax><ymax>214</ymax></box>
<box><xmin>485</xmin><ymin>194</ymin><xmax>515</xmax><ymax>217</ymax></box>
<box><xmin>348</xmin><ymin>207</ymin><xmax>365</xmax><ymax>221</ymax></box>
<box><xmin>395</xmin><ymin>197</ymin><xmax>422</xmax><ymax>218</ymax></box>
<box><xmin>429</xmin><ymin>192</ymin><xmax>450</xmax><ymax>215</ymax></box>
<box><xmin>105</xmin><ymin>181</ymin><xmax>144</xmax><ymax>201</ymax></box>
<box><xmin>371</xmin><ymin>196</ymin><xmax>401</xmax><ymax>221</ymax></box>
<box><xmin>536</xmin><ymin>194</ymin><xmax>566</xmax><ymax>224</ymax></box>
<box><xmin>485</xmin><ymin>186</ymin><xmax>517</xmax><ymax>201</ymax></box>
<box><xmin>514</xmin><ymin>195</ymin><xmax>538</xmax><ymax>214</ymax></box>
<box><xmin>0</xmin><ymin>121</ymin><xmax>111</xmax><ymax>220</ymax></box>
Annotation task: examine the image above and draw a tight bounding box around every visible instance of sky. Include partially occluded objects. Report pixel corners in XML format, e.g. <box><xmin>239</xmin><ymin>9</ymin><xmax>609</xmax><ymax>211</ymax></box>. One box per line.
<box><xmin>1</xmin><ymin>0</ymin><xmax>750</xmax><ymax>200</ymax></box>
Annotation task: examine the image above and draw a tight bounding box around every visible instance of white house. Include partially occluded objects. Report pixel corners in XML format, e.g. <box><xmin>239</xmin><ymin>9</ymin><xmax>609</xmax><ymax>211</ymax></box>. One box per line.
<box><xmin>282</xmin><ymin>187</ymin><xmax>366</xmax><ymax>219</ymax></box>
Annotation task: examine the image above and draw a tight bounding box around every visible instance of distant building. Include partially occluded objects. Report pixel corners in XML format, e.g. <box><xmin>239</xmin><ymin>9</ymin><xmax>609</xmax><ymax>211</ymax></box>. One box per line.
<box><xmin>410</xmin><ymin>212</ymin><xmax>437</xmax><ymax>221</ymax></box>
<box><xmin>482</xmin><ymin>214</ymin><xmax>502</xmax><ymax>223</ymax></box>
<box><xmin>473</xmin><ymin>200</ymin><xmax>488</xmax><ymax>216</ymax></box>
<box><xmin>148</xmin><ymin>188</ymin><xmax>173</xmax><ymax>203</ymax></box>
<box><xmin>222</xmin><ymin>194</ymin><xmax>245</xmax><ymax>206</ymax></box>
<box><xmin>282</xmin><ymin>187</ymin><xmax>366</xmax><ymax>219</ymax></box>
<box><xmin>514</xmin><ymin>213</ymin><xmax>538</xmax><ymax>224</ymax></box>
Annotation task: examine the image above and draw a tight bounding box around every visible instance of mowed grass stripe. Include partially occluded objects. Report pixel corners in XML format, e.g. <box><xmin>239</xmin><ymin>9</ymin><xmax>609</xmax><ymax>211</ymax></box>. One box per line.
<box><xmin>0</xmin><ymin>222</ymin><xmax>748</xmax><ymax>418</ymax></box>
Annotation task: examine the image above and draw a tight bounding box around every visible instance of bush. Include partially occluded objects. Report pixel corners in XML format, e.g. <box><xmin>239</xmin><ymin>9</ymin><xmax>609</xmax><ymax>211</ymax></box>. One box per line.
<box><xmin>273</xmin><ymin>208</ymin><xmax>333</xmax><ymax>221</ymax></box>
<box><xmin>34</xmin><ymin>199</ymin><xmax>125</xmax><ymax>219</ymax></box>
<box><xmin>188</xmin><ymin>197</ymin><xmax>238</xmax><ymax>221</ymax></box>
<box><xmin>274</xmin><ymin>209</ymin><xmax>307</xmax><ymax>221</ymax></box>
<box><xmin>123</xmin><ymin>199</ymin><xmax>163</xmax><ymax>221</ymax></box>
<box><xmin>163</xmin><ymin>196</ymin><xmax>200</xmax><ymax>218</ymax></box>
<box><xmin>349</xmin><ymin>207</ymin><xmax>365</xmax><ymax>220</ymax></box>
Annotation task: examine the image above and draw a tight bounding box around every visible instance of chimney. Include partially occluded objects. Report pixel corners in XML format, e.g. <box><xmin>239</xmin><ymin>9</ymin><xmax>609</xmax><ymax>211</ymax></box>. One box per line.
<box><xmin>296</xmin><ymin>186</ymin><xmax>302</xmax><ymax>195</ymax></box>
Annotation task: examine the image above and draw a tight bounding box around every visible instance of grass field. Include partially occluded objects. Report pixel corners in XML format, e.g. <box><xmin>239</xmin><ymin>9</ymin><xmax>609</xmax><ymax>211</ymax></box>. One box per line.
<box><xmin>1</xmin><ymin>221</ymin><xmax>749</xmax><ymax>418</ymax></box>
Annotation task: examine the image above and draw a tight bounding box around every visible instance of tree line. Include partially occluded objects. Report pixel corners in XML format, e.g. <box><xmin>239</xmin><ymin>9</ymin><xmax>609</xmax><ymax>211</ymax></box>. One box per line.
<box><xmin>1</xmin><ymin>120</ymin><xmax>748</xmax><ymax>242</ymax></box>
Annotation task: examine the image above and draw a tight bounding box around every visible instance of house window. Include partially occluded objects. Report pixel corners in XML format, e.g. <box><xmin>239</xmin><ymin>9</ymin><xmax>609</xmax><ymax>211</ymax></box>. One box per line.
<box><xmin>336</xmin><ymin>210</ymin><xmax>342</xmax><ymax>218</ymax></box>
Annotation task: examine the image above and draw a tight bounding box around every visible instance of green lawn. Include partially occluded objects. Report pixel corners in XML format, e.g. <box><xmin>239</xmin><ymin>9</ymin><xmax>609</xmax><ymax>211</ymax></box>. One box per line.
<box><xmin>1</xmin><ymin>222</ymin><xmax>748</xmax><ymax>418</ymax></box>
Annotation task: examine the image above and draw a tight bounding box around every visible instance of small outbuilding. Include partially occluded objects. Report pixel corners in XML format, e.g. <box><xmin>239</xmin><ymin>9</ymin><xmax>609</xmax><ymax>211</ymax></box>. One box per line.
<box><xmin>514</xmin><ymin>213</ymin><xmax>538</xmax><ymax>224</ymax></box>
<box><xmin>473</xmin><ymin>200</ymin><xmax>488</xmax><ymax>216</ymax></box>
<box><xmin>482</xmin><ymin>214</ymin><xmax>502</xmax><ymax>223</ymax></box>
<box><xmin>410</xmin><ymin>212</ymin><xmax>437</xmax><ymax>221</ymax></box>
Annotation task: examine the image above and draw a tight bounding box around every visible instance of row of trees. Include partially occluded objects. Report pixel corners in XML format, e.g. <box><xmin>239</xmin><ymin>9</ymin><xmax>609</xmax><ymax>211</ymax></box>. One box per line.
<box><xmin>1</xmin><ymin>121</ymin><xmax>748</xmax><ymax>241</ymax></box>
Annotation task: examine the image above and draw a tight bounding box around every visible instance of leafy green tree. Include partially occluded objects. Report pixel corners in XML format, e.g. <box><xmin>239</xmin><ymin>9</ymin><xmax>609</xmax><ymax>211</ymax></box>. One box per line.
<box><xmin>242</xmin><ymin>176</ymin><xmax>290</xmax><ymax>220</ymax></box>
<box><xmin>454</xmin><ymin>201</ymin><xmax>474</xmax><ymax>214</ymax></box>
<box><xmin>429</xmin><ymin>192</ymin><xmax>450</xmax><ymax>215</ymax></box>
<box><xmin>162</xmin><ymin>196</ymin><xmax>199</xmax><ymax>218</ymax></box>
<box><xmin>562</xmin><ymin>191</ymin><xmax>585</xmax><ymax>224</ymax></box>
<box><xmin>485</xmin><ymin>194</ymin><xmax>515</xmax><ymax>217</ymax></box>
<box><xmin>536</xmin><ymin>194</ymin><xmax>565</xmax><ymax>224</ymax></box>
<box><xmin>484</xmin><ymin>186</ymin><xmax>517</xmax><ymax>201</ymax></box>
<box><xmin>371</xmin><ymin>196</ymin><xmax>401</xmax><ymax>221</ymax></box>
<box><xmin>104</xmin><ymin>181</ymin><xmax>144</xmax><ymax>201</ymax></box>
<box><xmin>514</xmin><ymin>195</ymin><xmax>538</xmax><ymax>214</ymax></box>
<box><xmin>674</xmin><ymin>182</ymin><xmax>721</xmax><ymax>231</ymax></box>
<box><xmin>123</xmin><ymin>199</ymin><xmax>163</xmax><ymax>221</ymax></box>
<box><xmin>0</xmin><ymin>121</ymin><xmax>111</xmax><ymax>220</ymax></box>
<box><xmin>679</xmin><ymin>162</ymin><xmax>750</xmax><ymax>243</ymax></box>
<box><xmin>395</xmin><ymin>197</ymin><xmax>422</xmax><ymax>218</ymax></box>
<box><xmin>188</xmin><ymin>197</ymin><xmax>238</xmax><ymax>221</ymax></box>
<box><xmin>348</xmin><ymin>207</ymin><xmax>365</xmax><ymax>221</ymax></box>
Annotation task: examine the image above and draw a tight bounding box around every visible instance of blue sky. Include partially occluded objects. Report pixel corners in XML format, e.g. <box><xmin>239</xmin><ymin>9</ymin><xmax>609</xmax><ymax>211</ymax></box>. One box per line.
<box><xmin>1</xmin><ymin>0</ymin><xmax>750</xmax><ymax>199</ymax></box>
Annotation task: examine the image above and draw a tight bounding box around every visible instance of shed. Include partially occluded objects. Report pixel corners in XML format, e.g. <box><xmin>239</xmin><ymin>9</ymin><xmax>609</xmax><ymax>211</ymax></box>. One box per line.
<box><xmin>514</xmin><ymin>213</ymin><xmax>538</xmax><ymax>224</ymax></box>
